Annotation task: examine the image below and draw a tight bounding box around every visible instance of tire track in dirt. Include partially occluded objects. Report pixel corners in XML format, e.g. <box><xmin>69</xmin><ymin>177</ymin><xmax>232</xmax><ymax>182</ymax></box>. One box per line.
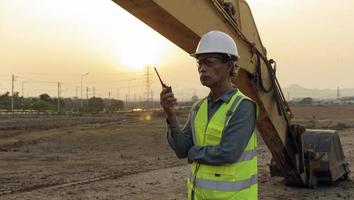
<box><xmin>0</xmin><ymin>158</ymin><xmax>185</xmax><ymax>197</ymax></box>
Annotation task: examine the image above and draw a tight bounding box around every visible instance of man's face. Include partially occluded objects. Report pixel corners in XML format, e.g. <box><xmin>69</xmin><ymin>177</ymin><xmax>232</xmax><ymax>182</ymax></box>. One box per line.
<box><xmin>197</xmin><ymin>54</ymin><xmax>230</xmax><ymax>88</ymax></box>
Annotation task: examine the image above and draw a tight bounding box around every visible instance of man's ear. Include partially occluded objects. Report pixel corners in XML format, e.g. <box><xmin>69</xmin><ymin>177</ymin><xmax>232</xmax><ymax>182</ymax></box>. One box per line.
<box><xmin>227</xmin><ymin>62</ymin><xmax>234</xmax><ymax>76</ymax></box>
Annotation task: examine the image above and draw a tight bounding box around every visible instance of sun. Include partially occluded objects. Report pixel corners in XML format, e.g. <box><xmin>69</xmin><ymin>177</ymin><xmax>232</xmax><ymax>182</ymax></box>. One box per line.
<box><xmin>117</xmin><ymin>35</ymin><xmax>162</xmax><ymax>69</ymax></box>
<box><xmin>116</xmin><ymin>17</ymin><xmax>169</xmax><ymax>70</ymax></box>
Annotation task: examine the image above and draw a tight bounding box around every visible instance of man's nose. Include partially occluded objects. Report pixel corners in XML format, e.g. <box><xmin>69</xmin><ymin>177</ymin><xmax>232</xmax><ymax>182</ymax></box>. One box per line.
<box><xmin>198</xmin><ymin>64</ymin><xmax>207</xmax><ymax>73</ymax></box>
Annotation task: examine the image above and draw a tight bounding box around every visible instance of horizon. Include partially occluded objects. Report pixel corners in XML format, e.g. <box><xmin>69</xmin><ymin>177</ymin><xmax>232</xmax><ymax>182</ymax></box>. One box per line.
<box><xmin>4</xmin><ymin>82</ymin><xmax>354</xmax><ymax>101</ymax></box>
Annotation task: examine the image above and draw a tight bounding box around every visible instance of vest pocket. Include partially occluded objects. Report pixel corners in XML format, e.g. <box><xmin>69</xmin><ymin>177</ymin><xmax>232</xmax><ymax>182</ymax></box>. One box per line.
<box><xmin>205</xmin><ymin>126</ymin><xmax>223</xmax><ymax>145</ymax></box>
<box><xmin>198</xmin><ymin>166</ymin><xmax>236</xmax><ymax>182</ymax></box>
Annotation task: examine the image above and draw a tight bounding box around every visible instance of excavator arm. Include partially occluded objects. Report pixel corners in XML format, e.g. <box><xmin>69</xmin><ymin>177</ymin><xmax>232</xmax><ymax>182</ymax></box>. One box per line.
<box><xmin>112</xmin><ymin>0</ymin><xmax>349</xmax><ymax>187</ymax></box>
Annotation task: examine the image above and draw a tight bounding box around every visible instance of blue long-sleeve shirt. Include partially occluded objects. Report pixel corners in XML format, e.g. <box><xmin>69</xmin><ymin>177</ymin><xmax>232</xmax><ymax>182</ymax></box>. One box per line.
<box><xmin>167</xmin><ymin>88</ymin><xmax>256</xmax><ymax>165</ymax></box>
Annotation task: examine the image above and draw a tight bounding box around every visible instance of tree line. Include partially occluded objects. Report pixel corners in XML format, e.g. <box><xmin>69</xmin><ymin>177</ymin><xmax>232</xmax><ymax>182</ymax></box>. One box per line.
<box><xmin>0</xmin><ymin>92</ymin><xmax>124</xmax><ymax>113</ymax></box>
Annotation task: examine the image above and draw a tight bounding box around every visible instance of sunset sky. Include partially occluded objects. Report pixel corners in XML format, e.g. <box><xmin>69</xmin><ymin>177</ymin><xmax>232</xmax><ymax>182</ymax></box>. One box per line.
<box><xmin>0</xmin><ymin>0</ymin><xmax>353</xmax><ymax>100</ymax></box>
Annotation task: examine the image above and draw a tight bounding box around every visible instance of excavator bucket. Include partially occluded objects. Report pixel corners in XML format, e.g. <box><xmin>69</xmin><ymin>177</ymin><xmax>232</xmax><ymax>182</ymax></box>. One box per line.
<box><xmin>270</xmin><ymin>129</ymin><xmax>350</xmax><ymax>188</ymax></box>
<box><xmin>302</xmin><ymin>129</ymin><xmax>350</xmax><ymax>188</ymax></box>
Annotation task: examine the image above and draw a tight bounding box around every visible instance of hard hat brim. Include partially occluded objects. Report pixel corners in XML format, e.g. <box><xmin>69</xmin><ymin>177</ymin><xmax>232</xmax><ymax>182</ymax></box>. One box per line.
<box><xmin>190</xmin><ymin>52</ymin><xmax>239</xmax><ymax>61</ymax></box>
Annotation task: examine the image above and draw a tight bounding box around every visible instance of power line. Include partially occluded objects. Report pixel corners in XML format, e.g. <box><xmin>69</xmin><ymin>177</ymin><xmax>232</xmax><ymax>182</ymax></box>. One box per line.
<box><xmin>17</xmin><ymin>75</ymin><xmax>57</xmax><ymax>84</ymax></box>
<box><xmin>4</xmin><ymin>72</ymin><xmax>146</xmax><ymax>86</ymax></box>
<box><xmin>0</xmin><ymin>70</ymin><xmax>144</xmax><ymax>77</ymax></box>
<box><xmin>2</xmin><ymin>72</ymin><xmax>154</xmax><ymax>99</ymax></box>
<box><xmin>83</xmin><ymin>78</ymin><xmax>143</xmax><ymax>84</ymax></box>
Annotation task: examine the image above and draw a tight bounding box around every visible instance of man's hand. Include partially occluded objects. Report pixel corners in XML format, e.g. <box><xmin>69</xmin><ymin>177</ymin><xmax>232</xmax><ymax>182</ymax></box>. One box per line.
<box><xmin>160</xmin><ymin>87</ymin><xmax>177</xmax><ymax>118</ymax></box>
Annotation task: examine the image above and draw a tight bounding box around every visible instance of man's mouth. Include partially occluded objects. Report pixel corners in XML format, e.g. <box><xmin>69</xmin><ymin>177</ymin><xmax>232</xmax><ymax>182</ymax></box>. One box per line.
<box><xmin>200</xmin><ymin>75</ymin><xmax>209</xmax><ymax>80</ymax></box>
<box><xmin>200</xmin><ymin>76</ymin><xmax>208</xmax><ymax>82</ymax></box>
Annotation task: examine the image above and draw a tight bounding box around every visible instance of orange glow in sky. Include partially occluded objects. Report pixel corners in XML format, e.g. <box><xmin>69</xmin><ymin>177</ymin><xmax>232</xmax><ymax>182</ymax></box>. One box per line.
<box><xmin>115</xmin><ymin>16</ymin><xmax>169</xmax><ymax>70</ymax></box>
<box><xmin>0</xmin><ymin>0</ymin><xmax>354</xmax><ymax>98</ymax></box>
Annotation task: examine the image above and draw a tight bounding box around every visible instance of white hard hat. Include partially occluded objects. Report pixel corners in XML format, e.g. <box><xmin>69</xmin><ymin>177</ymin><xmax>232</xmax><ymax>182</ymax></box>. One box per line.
<box><xmin>192</xmin><ymin>30</ymin><xmax>239</xmax><ymax>60</ymax></box>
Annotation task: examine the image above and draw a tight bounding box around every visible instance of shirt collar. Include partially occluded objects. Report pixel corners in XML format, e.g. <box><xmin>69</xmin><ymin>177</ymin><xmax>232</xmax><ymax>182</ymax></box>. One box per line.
<box><xmin>207</xmin><ymin>87</ymin><xmax>237</xmax><ymax>103</ymax></box>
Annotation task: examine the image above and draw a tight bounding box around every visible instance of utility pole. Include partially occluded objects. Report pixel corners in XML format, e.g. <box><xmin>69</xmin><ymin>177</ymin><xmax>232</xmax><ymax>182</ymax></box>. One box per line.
<box><xmin>11</xmin><ymin>74</ymin><xmax>16</xmax><ymax>112</ymax></box>
<box><xmin>86</xmin><ymin>87</ymin><xmax>89</xmax><ymax>106</ymax></box>
<box><xmin>21</xmin><ymin>81</ymin><xmax>24</xmax><ymax>98</ymax></box>
<box><xmin>145</xmin><ymin>65</ymin><xmax>151</xmax><ymax>102</ymax></box>
<box><xmin>57</xmin><ymin>82</ymin><xmax>61</xmax><ymax>113</ymax></box>
<box><xmin>93</xmin><ymin>86</ymin><xmax>95</xmax><ymax>97</ymax></box>
<box><xmin>128</xmin><ymin>82</ymin><xmax>130</xmax><ymax>103</ymax></box>
<box><xmin>109</xmin><ymin>91</ymin><xmax>111</xmax><ymax>106</ymax></box>
<box><xmin>21</xmin><ymin>81</ymin><xmax>25</xmax><ymax>111</ymax></box>
<box><xmin>80</xmin><ymin>72</ymin><xmax>89</xmax><ymax>108</ymax></box>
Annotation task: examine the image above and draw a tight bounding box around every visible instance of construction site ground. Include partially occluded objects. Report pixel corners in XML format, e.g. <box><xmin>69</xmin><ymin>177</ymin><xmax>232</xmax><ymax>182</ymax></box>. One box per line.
<box><xmin>0</xmin><ymin>105</ymin><xmax>353</xmax><ymax>200</ymax></box>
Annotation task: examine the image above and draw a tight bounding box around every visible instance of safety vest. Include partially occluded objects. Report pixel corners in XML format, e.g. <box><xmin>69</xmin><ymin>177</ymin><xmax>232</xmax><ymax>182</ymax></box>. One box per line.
<box><xmin>188</xmin><ymin>90</ymin><xmax>258</xmax><ymax>200</ymax></box>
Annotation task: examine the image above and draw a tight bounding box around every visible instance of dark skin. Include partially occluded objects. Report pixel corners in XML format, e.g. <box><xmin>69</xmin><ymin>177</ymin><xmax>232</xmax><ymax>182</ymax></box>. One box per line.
<box><xmin>160</xmin><ymin>53</ymin><xmax>234</xmax><ymax>122</ymax></box>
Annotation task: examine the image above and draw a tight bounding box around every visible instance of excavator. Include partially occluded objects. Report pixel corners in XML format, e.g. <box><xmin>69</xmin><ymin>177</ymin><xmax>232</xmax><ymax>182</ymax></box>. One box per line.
<box><xmin>112</xmin><ymin>0</ymin><xmax>350</xmax><ymax>188</ymax></box>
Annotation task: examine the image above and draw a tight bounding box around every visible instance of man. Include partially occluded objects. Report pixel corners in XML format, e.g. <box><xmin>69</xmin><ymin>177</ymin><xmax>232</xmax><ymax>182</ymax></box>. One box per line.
<box><xmin>160</xmin><ymin>30</ymin><xmax>258</xmax><ymax>200</ymax></box>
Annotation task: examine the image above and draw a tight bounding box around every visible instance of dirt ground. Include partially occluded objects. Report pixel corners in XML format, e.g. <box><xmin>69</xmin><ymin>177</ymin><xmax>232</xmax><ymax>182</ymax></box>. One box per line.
<box><xmin>0</xmin><ymin>105</ymin><xmax>353</xmax><ymax>200</ymax></box>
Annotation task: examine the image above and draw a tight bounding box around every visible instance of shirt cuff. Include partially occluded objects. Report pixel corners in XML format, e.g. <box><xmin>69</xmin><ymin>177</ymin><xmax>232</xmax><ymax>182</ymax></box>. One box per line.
<box><xmin>188</xmin><ymin>146</ymin><xmax>200</xmax><ymax>161</ymax></box>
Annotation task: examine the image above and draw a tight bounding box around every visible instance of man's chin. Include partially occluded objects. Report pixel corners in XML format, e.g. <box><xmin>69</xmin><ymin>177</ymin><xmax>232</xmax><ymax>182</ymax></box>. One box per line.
<box><xmin>200</xmin><ymin>80</ymin><xmax>211</xmax><ymax>87</ymax></box>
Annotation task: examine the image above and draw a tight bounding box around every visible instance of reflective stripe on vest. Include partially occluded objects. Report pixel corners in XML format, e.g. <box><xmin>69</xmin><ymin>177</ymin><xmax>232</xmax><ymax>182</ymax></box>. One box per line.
<box><xmin>190</xmin><ymin>174</ymin><xmax>258</xmax><ymax>192</ymax></box>
<box><xmin>237</xmin><ymin>149</ymin><xmax>257</xmax><ymax>162</ymax></box>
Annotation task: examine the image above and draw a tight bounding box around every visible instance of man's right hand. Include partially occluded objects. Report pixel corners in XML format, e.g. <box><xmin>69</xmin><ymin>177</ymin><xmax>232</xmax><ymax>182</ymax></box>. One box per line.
<box><xmin>160</xmin><ymin>87</ymin><xmax>177</xmax><ymax>118</ymax></box>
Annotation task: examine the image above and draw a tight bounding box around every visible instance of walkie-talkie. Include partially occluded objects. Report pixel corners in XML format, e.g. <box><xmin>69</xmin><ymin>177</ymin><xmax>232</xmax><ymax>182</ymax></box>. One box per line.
<box><xmin>154</xmin><ymin>67</ymin><xmax>172</xmax><ymax>93</ymax></box>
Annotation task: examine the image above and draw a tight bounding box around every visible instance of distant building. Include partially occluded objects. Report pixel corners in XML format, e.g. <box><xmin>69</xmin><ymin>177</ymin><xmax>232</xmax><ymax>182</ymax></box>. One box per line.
<box><xmin>341</xmin><ymin>96</ymin><xmax>354</xmax><ymax>104</ymax></box>
<box><xmin>332</xmin><ymin>99</ymin><xmax>344</xmax><ymax>105</ymax></box>
<box><xmin>290</xmin><ymin>97</ymin><xmax>323</xmax><ymax>105</ymax></box>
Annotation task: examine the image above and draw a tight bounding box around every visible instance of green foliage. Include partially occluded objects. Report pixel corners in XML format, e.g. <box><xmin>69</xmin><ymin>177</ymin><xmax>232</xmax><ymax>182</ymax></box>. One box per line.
<box><xmin>32</xmin><ymin>100</ymin><xmax>52</xmax><ymax>111</ymax></box>
<box><xmin>0</xmin><ymin>92</ymin><xmax>22</xmax><ymax>110</ymax></box>
<box><xmin>88</xmin><ymin>97</ymin><xmax>104</xmax><ymax>113</ymax></box>
<box><xmin>0</xmin><ymin>91</ymin><xmax>125</xmax><ymax>113</ymax></box>
<box><xmin>0</xmin><ymin>92</ymin><xmax>11</xmax><ymax>109</ymax></box>
<box><xmin>109</xmin><ymin>99</ymin><xmax>124</xmax><ymax>111</ymax></box>
<box><xmin>39</xmin><ymin>93</ymin><xmax>51</xmax><ymax>102</ymax></box>
<box><xmin>299</xmin><ymin>97</ymin><xmax>313</xmax><ymax>104</ymax></box>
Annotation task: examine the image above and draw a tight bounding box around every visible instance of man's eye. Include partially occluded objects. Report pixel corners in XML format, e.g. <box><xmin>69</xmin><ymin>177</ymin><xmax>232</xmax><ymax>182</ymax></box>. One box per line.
<box><xmin>197</xmin><ymin>57</ymin><xmax>221</xmax><ymax>66</ymax></box>
<box><xmin>207</xmin><ymin>57</ymin><xmax>222</xmax><ymax>62</ymax></box>
<box><xmin>205</xmin><ymin>60</ymin><xmax>214</xmax><ymax>65</ymax></box>
<box><xmin>197</xmin><ymin>60</ymin><xmax>207</xmax><ymax>65</ymax></box>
